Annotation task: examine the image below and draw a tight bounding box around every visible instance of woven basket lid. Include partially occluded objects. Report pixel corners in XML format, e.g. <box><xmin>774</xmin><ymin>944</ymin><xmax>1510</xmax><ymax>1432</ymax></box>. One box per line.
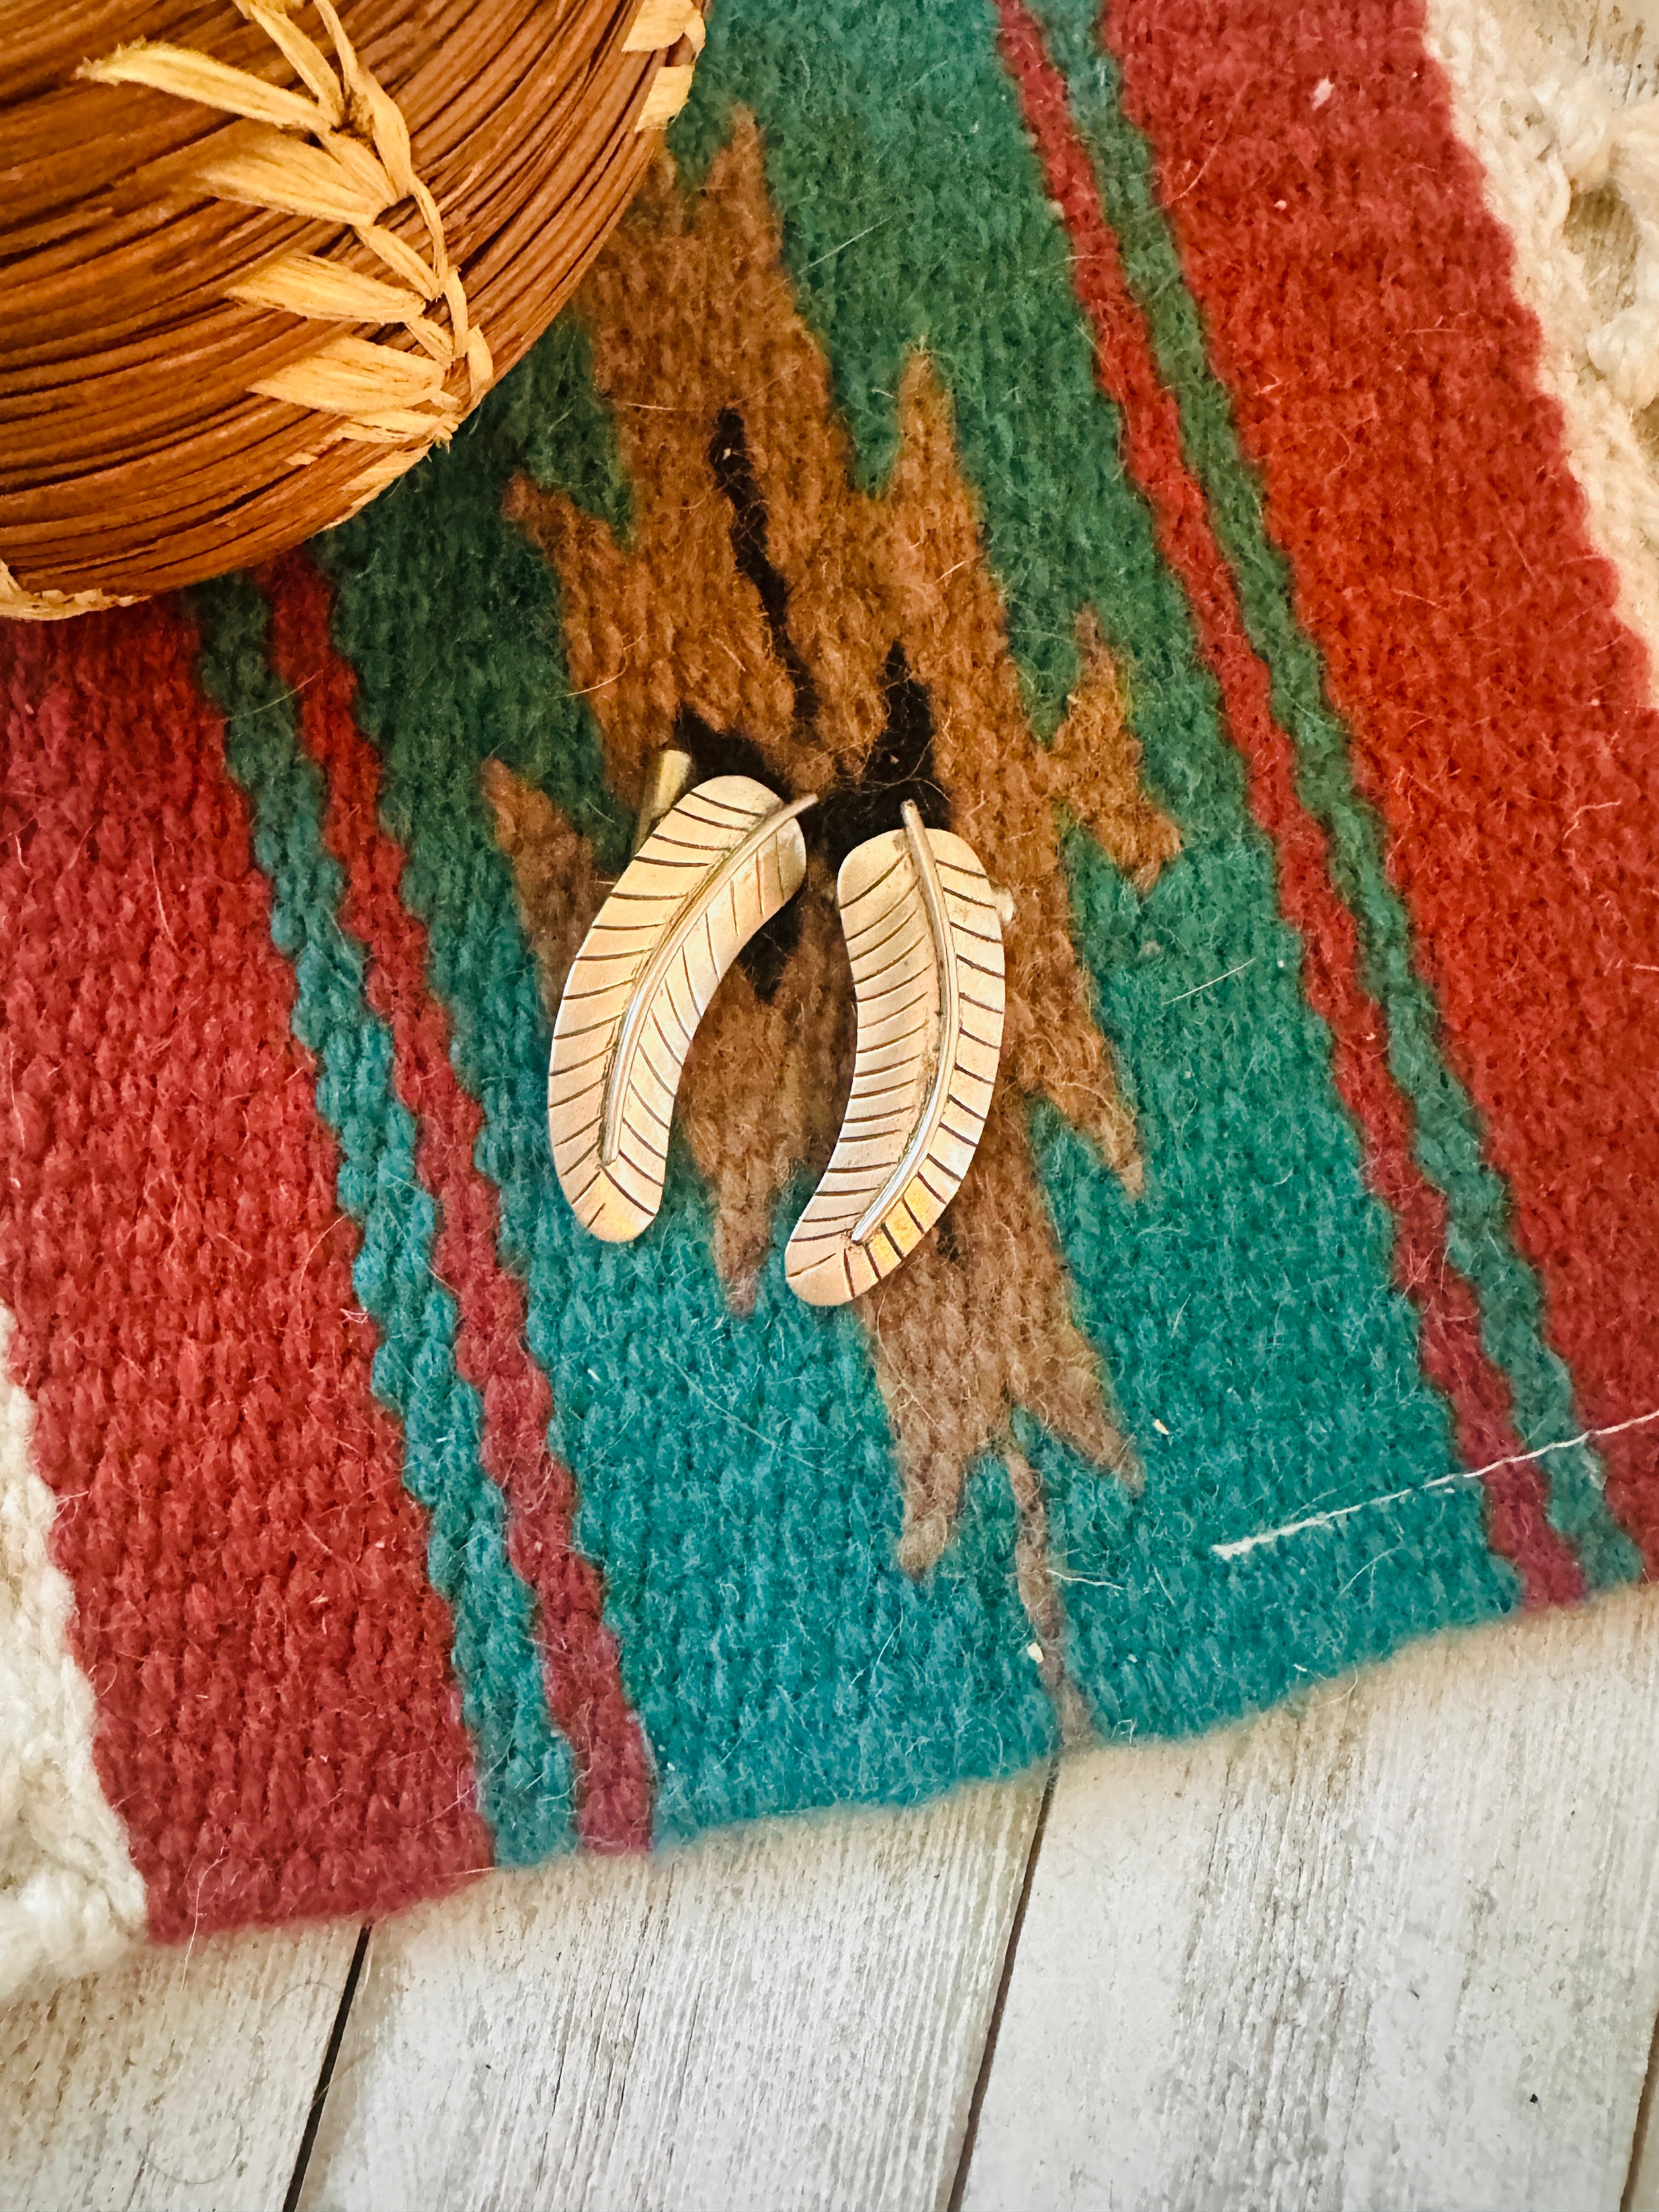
<box><xmin>1</xmin><ymin>0</ymin><xmax>703</xmax><ymax>619</ymax></box>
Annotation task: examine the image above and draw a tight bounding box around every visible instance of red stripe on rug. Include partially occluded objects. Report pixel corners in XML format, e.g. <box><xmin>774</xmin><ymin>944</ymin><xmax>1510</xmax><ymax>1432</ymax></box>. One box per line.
<box><xmin>0</xmin><ymin>599</ymin><xmax>488</xmax><ymax>1939</ymax></box>
<box><xmin>1108</xmin><ymin>0</ymin><xmax>1659</xmax><ymax>1567</ymax></box>
<box><xmin>995</xmin><ymin>0</ymin><xmax>1583</xmax><ymax>1603</ymax></box>
<box><xmin>258</xmin><ymin>551</ymin><xmax>653</xmax><ymax>1851</ymax></box>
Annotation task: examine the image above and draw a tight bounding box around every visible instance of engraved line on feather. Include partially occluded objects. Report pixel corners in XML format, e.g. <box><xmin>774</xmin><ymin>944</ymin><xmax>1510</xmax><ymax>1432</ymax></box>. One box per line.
<box><xmin>602</xmin><ymin>792</ymin><xmax>817</xmax><ymax>1167</ymax></box>
<box><xmin>786</xmin><ymin>802</ymin><xmax>1006</xmax><ymax>1306</ymax></box>
<box><xmin>851</xmin><ymin>804</ymin><xmax>961</xmax><ymax>1245</ymax></box>
<box><xmin>549</xmin><ymin>775</ymin><xmax>814</xmax><ymax>1243</ymax></box>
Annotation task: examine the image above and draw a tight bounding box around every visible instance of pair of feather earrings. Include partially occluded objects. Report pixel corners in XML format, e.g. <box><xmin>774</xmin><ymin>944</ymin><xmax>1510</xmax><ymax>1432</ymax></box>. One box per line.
<box><xmin>547</xmin><ymin>752</ymin><xmax>1007</xmax><ymax>1306</ymax></box>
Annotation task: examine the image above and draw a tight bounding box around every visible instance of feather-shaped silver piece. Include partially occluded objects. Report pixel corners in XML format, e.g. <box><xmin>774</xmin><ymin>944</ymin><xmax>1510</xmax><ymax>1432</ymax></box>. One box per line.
<box><xmin>786</xmin><ymin>801</ymin><xmax>1006</xmax><ymax>1305</ymax></box>
<box><xmin>550</xmin><ymin>774</ymin><xmax>814</xmax><ymax>1241</ymax></box>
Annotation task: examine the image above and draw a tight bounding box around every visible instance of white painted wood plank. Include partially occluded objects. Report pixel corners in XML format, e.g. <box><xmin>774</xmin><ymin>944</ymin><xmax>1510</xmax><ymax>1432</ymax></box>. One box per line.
<box><xmin>297</xmin><ymin>1774</ymin><xmax>1044</xmax><ymax>2212</ymax></box>
<box><xmin>0</xmin><ymin>1921</ymin><xmax>358</xmax><ymax>2212</ymax></box>
<box><xmin>961</xmin><ymin>1587</ymin><xmax>1659</xmax><ymax>2212</ymax></box>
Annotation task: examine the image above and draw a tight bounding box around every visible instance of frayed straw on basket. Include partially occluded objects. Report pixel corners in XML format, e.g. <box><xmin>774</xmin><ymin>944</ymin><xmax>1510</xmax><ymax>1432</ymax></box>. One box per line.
<box><xmin>0</xmin><ymin>565</ymin><xmax>140</xmax><ymax>624</ymax></box>
<box><xmin>5</xmin><ymin>0</ymin><xmax>703</xmax><ymax>620</ymax></box>
<box><xmin>81</xmin><ymin>0</ymin><xmax>494</xmax><ymax>503</ymax></box>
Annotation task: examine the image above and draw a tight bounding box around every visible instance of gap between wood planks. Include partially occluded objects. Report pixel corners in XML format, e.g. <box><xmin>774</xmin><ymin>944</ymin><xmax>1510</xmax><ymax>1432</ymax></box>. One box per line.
<box><xmin>283</xmin><ymin>1925</ymin><xmax>370</xmax><ymax>2212</ymax></box>
<box><xmin>945</xmin><ymin>1756</ymin><xmax>1059</xmax><ymax>2212</ymax></box>
<box><xmin>1622</xmin><ymin>1998</ymin><xmax>1659</xmax><ymax>2212</ymax></box>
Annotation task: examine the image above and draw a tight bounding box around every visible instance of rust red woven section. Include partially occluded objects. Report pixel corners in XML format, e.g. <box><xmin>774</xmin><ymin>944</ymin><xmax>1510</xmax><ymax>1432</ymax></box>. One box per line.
<box><xmin>1107</xmin><ymin>0</ymin><xmax>1659</xmax><ymax>1567</ymax></box>
<box><xmin>995</xmin><ymin>0</ymin><xmax>1584</xmax><ymax>1604</ymax></box>
<box><xmin>258</xmin><ymin>552</ymin><xmax>653</xmax><ymax>1852</ymax></box>
<box><xmin>0</xmin><ymin>600</ymin><xmax>488</xmax><ymax>1938</ymax></box>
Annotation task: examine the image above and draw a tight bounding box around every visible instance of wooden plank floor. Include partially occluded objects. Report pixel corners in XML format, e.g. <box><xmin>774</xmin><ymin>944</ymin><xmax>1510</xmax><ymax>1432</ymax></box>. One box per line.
<box><xmin>4</xmin><ymin>1588</ymin><xmax>1657</xmax><ymax>2211</ymax></box>
<box><xmin>3</xmin><ymin>1923</ymin><xmax>360</xmax><ymax>2212</ymax></box>
<box><xmin>295</xmin><ymin>1772</ymin><xmax>1042</xmax><ymax>2212</ymax></box>
<box><xmin>963</xmin><ymin>1589</ymin><xmax>1659</xmax><ymax>2212</ymax></box>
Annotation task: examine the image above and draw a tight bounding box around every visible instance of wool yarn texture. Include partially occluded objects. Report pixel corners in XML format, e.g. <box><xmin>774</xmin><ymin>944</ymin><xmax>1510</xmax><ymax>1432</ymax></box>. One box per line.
<box><xmin>4</xmin><ymin>0</ymin><xmax>1657</xmax><ymax>1994</ymax></box>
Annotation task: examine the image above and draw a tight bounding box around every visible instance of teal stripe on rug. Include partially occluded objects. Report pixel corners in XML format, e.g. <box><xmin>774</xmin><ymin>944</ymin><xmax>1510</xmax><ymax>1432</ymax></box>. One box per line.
<box><xmin>195</xmin><ymin>572</ymin><xmax>577</xmax><ymax>1865</ymax></box>
<box><xmin>1028</xmin><ymin>0</ymin><xmax>1637</xmax><ymax>1590</ymax></box>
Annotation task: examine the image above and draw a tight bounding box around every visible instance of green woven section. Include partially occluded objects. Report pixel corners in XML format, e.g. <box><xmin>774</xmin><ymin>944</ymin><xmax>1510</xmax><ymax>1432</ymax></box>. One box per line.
<box><xmin>195</xmin><ymin>573</ymin><xmax>577</xmax><ymax>1865</ymax></box>
<box><xmin>670</xmin><ymin>0</ymin><xmax>1516</xmax><ymax>1734</ymax></box>
<box><xmin>311</xmin><ymin>340</ymin><xmax>1058</xmax><ymax>1840</ymax></box>
<box><xmin>1030</xmin><ymin>0</ymin><xmax>1638</xmax><ymax>1589</ymax></box>
<box><xmin>1034</xmin><ymin>837</ymin><xmax>1516</xmax><ymax>1734</ymax></box>
<box><xmin>519</xmin><ymin>316</ymin><xmax>635</xmax><ymax>547</ymax></box>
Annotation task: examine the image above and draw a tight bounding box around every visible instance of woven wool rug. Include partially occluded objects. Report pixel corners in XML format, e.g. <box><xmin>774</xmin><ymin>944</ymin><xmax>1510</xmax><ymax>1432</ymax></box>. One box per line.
<box><xmin>5</xmin><ymin>0</ymin><xmax>1659</xmax><ymax>1995</ymax></box>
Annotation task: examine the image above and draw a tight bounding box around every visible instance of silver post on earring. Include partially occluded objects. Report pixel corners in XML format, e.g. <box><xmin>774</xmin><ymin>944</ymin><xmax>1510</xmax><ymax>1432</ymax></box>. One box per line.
<box><xmin>631</xmin><ymin>748</ymin><xmax>697</xmax><ymax>854</ymax></box>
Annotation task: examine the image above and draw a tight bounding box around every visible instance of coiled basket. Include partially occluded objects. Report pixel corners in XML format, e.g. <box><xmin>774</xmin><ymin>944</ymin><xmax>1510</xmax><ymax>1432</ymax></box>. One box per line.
<box><xmin>1</xmin><ymin>0</ymin><xmax>703</xmax><ymax>618</ymax></box>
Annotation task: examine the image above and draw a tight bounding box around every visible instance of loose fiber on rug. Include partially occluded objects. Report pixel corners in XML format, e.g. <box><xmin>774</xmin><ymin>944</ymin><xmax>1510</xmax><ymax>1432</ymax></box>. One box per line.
<box><xmin>4</xmin><ymin>0</ymin><xmax>1658</xmax><ymax>1994</ymax></box>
